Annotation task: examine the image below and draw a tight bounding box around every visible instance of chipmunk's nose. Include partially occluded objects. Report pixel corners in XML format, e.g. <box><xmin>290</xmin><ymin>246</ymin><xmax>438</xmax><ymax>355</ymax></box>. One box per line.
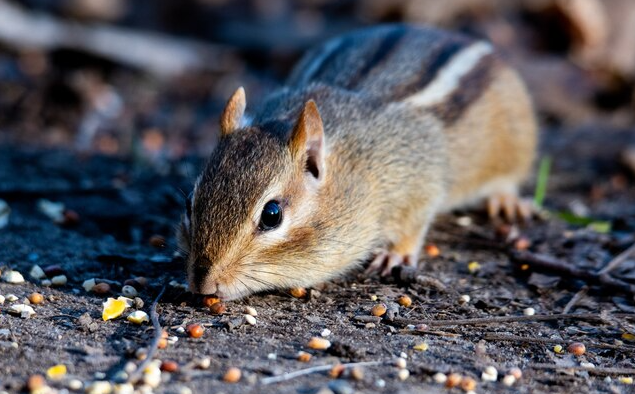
<box><xmin>188</xmin><ymin>264</ymin><xmax>218</xmax><ymax>294</ymax></box>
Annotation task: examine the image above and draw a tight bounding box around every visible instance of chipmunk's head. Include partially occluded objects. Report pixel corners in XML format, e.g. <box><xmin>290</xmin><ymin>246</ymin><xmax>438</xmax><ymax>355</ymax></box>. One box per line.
<box><xmin>178</xmin><ymin>87</ymin><xmax>328</xmax><ymax>300</ymax></box>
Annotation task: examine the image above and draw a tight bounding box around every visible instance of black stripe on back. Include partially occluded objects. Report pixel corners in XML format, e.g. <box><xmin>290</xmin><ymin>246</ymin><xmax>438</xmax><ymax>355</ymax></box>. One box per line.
<box><xmin>346</xmin><ymin>26</ymin><xmax>408</xmax><ymax>89</ymax></box>
<box><xmin>310</xmin><ymin>37</ymin><xmax>354</xmax><ymax>81</ymax></box>
<box><xmin>395</xmin><ymin>38</ymin><xmax>467</xmax><ymax>101</ymax></box>
<box><xmin>430</xmin><ymin>54</ymin><xmax>496</xmax><ymax>125</ymax></box>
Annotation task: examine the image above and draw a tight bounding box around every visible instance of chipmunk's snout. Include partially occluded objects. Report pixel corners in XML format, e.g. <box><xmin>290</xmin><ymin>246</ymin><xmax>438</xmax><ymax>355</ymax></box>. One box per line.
<box><xmin>188</xmin><ymin>264</ymin><xmax>218</xmax><ymax>295</ymax></box>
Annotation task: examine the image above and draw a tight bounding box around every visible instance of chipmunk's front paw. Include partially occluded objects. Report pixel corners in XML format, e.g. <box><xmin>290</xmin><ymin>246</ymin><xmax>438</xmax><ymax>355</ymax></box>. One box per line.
<box><xmin>366</xmin><ymin>251</ymin><xmax>417</xmax><ymax>277</ymax></box>
<box><xmin>486</xmin><ymin>193</ymin><xmax>535</xmax><ymax>222</ymax></box>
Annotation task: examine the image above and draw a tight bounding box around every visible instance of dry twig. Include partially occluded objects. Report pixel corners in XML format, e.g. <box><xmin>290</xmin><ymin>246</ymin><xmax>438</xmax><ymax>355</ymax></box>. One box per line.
<box><xmin>482</xmin><ymin>333</ymin><xmax>635</xmax><ymax>352</ymax></box>
<box><xmin>598</xmin><ymin>243</ymin><xmax>635</xmax><ymax>275</ymax></box>
<box><xmin>261</xmin><ymin>360</ymin><xmax>385</xmax><ymax>385</ymax></box>
<box><xmin>529</xmin><ymin>363</ymin><xmax>635</xmax><ymax>376</ymax></box>
<box><xmin>562</xmin><ymin>286</ymin><xmax>589</xmax><ymax>314</ymax></box>
<box><xmin>391</xmin><ymin>312</ymin><xmax>634</xmax><ymax>327</ymax></box>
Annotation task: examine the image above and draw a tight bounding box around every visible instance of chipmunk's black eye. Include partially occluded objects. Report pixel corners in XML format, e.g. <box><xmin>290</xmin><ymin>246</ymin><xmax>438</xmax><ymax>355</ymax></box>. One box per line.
<box><xmin>259</xmin><ymin>201</ymin><xmax>282</xmax><ymax>230</ymax></box>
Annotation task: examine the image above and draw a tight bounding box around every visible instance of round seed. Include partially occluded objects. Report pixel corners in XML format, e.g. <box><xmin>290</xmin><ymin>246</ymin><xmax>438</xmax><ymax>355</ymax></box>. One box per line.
<box><xmin>202</xmin><ymin>296</ymin><xmax>220</xmax><ymax>307</ymax></box>
<box><xmin>160</xmin><ymin>360</ymin><xmax>179</xmax><ymax>373</ymax></box>
<box><xmin>28</xmin><ymin>292</ymin><xmax>44</xmax><ymax>305</ymax></box>
<box><xmin>370</xmin><ymin>303</ymin><xmax>387</xmax><ymax>317</ymax></box>
<box><xmin>568</xmin><ymin>342</ymin><xmax>586</xmax><ymax>356</ymax></box>
<box><xmin>289</xmin><ymin>287</ymin><xmax>307</xmax><ymax>298</ymax></box>
<box><xmin>187</xmin><ymin>324</ymin><xmax>204</xmax><ymax>338</ymax></box>
<box><xmin>209</xmin><ymin>302</ymin><xmax>226</xmax><ymax>315</ymax></box>
<box><xmin>223</xmin><ymin>367</ymin><xmax>241</xmax><ymax>383</ymax></box>
<box><xmin>297</xmin><ymin>351</ymin><xmax>312</xmax><ymax>362</ymax></box>
<box><xmin>397</xmin><ymin>295</ymin><xmax>412</xmax><ymax>307</ymax></box>
<box><xmin>307</xmin><ymin>337</ymin><xmax>331</xmax><ymax>350</ymax></box>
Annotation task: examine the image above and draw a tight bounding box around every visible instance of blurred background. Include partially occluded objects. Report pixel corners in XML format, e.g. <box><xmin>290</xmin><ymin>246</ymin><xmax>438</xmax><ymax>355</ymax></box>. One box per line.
<box><xmin>0</xmin><ymin>0</ymin><xmax>634</xmax><ymax>162</ymax></box>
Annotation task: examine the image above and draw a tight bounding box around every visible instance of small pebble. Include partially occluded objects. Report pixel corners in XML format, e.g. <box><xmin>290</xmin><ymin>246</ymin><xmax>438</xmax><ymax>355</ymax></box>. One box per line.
<box><xmin>321</xmin><ymin>328</ymin><xmax>331</xmax><ymax>337</ymax></box>
<box><xmin>244</xmin><ymin>314</ymin><xmax>257</xmax><ymax>325</ymax></box>
<box><xmin>307</xmin><ymin>337</ymin><xmax>331</xmax><ymax>350</ymax></box>
<box><xmin>51</xmin><ymin>275</ymin><xmax>67</xmax><ymax>286</ymax></box>
<box><xmin>523</xmin><ymin>307</ymin><xmax>535</xmax><ymax>316</ymax></box>
<box><xmin>43</xmin><ymin>265</ymin><xmax>64</xmax><ymax>277</ymax></box>
<box><xmin>328</xmin><ymin>379</ymin><xmax>354</xmax><ymax>394</ymax></box>
<box><xmin>223</xmin><ymin>367</ymin><xmax>241</xmax><ymax>383</ymax></box>
<box><xmin>121</xmin><ymin>285</ymin><xmax>138</xmax><ymax>297</ymax></box>
<box><xmin>6</xmin><ymin>294</ymin><xmax>18</xmax><ymax>302</ymax></box>
<box><xmin>397</xmin><ymin>369</ymin><xmax>410</xmax><ymax>381</ymax></box>
<box><xmin>29</xmin><ymin>265</ymin><xmax>46</xmax><ymax>280</ymax></box>
<box><xmin>244</xmin><ymin>306</ymin><xmax>257</xmax><ymax>316</ymax></box>
<box><xmin>580</xmin><ymin>362</ymin><xmax>595</xmax><ymax>368</ymax></box>
<box><xmin>10</xmin><ymin>304</ymin><xmax>35</xmax><ymax>318</ymax></box>
<box><xmin>2</xmin><ymin>270</ymin><xmax>24</xmax><ymax>284</ymax></box>
<box><xmin>41</xmin><ymin>279</ymin><xmax>52</xmax><ymax>287</ymax></box>
<box><xmin>82</xmin><ymin>278</ymin><xmax>97</xmax><ymax>292</ymax></box>
<box><xmin>433</xmin><ymin>372</ymin><xmax>447</xmax><ymax>384</ymax></box>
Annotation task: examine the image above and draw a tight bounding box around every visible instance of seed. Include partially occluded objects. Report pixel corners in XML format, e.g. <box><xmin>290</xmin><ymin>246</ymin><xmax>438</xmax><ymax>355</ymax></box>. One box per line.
<box><xmin>2</xmin><ymin>270</ymin><xmax>25</xmax><ymax>283</ymax></box>
<box><xmin>580</xmin><ymin>362</ymin><xmax>595</xmax><ymax>368</ymax></box>
<box><xmin>289</xmin><ymin>287</ymin><xmax>307</xmax><ymax>298</ymax></box>
<box><xmin>102</xmin><ymin>298</ymin><xmax>127</xmax><ymax>321</ymax></box>
<box><xmin>568</xmin><ymin>342</ymin><xmax>586</xmax><ymax>356</ymax></box>
<box><xmin>46</xmin><ymin>364</ymin><xmax>67</xmax><ymax>380</ymax></box>
<box><xmin>432</xmin><ymin>372</ymin><xmax>447</xmax><ymax>384</ymax></box>
<box><xmin>395</xmin><ymin>358</ymin><xmax>407</xmax><ymax>369</ymax></box>
<box><xmin>413</xmin><ymin>342</ymin><xmax>428</xmax><ymax>351</ymax></box>
<box><xmin>618</xmin><ymin>376</ymin><xmax>633</xmax><ymax>384</ymax></box>
<box><xmin>160</xmin><ymin>360</ymin><xmax>178</xmax><ymax>372</ymax></box>
<box><xmin>424</xmin><ymin>244</ymin><xmax>440</xmax><ymax>257</ymax></box>
<box><xmin>514</xmin><ymin>236</ymin><xmax>531</xmax><ymax>250</ymax></box>
<box><xmin>446</xmin><ymin>373</ymin><xmax>462</xmax><ymax>388</ymax></box>
<box><xmin>244</xmin><ymin>315</ymin><xmax>257</xmax><ymax>325</ymax></box>
<box><xmin>370</xmin><ymin>303</ymin><xmax>387</xmax><ymax>317</ymax></box>
<box><xmin>127</xmin><ymin>311</ymin><xmax>149</xmax><ymax>325</ymax></box>
<box><xmin>86</xmin><ymin>381</ymin><xmax>112</xmax><ymax>394</ymax></box>
<box><xmin>28</xmin><ymin>292</ymin><xmax>44</xmax><ymax>305</ymax></box>
<box><xmin>223</xmin><ymin>367</ymin><xmax>241</xmax><ymax>383</ymax></box>
<box><xmin>27</xmin><ymin>374</ymin><xmax>46</xmax><ymax>391</ymax></box>
<box><xmin>622</xmin><ymin>333</ymin><xmax>635</xmax><ymax>342</ymax></box>
<box><xmin>195</xmin><ymin>357</ymin><xmax>211</xmax><ymax>369</ymax></box>
<box><xmin>67</xmin><ymin>379</ymin><xmax>83</xmax><ymax>390</ymax></box>
<box><xmin>481</xmin><ymin>366</ymin><xmax>498</xmax><ymax>382</ymax></box>
<box><xmin>523</xmin><ymin>307</ymin><xmax>535</xmax><ymax>316</ymax></box>
<box><xmin>83</xmin><ymin>278</ymin><xmax>97</xmax><ymax>292</ymax></box>
<box><xmin>158</xmin><ymin>339</ymin><xmax>168</xmax><ymax>349</ymax></box>
<box><xmin>113</xmin><ymin>383</ymin><xmax>132</xmax><ymax>394</ymax></box>
<box><xmin>135</xmin><ymin>348</ymin><xmax>148</xmax><ymax>360</ymax></box>
<box><xmin>397</xmin><ymin>295</ymin><xmax>412</xmax><ymax>307</ymax></box>
<box><xmin>467</xmin><ymin>261</ymin><xmax>481</xmax><ymax>273</ymax></box>
<box><xmin>187</xmin><ymin>324</ymin><xmax>204</xmax><ymax>338</ymax></box>
<box><xmin>508</xmin><ymin>367</ymin><xmax>522</xmax><ymax>380</ymax></box>
<box><xmin>43</xmin><ymin>265</ymin><xmax>64</xmax><ymax>277</ymax></box>
<box><xmin>350</xmin><ymin>367</ymin><xmax>364</xmax><ymax>381</ymax></box>
<box><xmin>321</xmin><ymin>328</ymin><xmax>331</xmax><ymax>337</ymax></box>
<box><xmin>149</xmin><ymin>235</ymin><xmax>166</xmax><ymax>248</ymax></box>
<box><xmin>307</xmin><ymin>337</ymin><xmax>331</xmax><ymax>350</ymax></box>
<box><xmin>10</xmin><ymin>304</ymin><xmax>36</xmax><ymax>318</ymax></box>
<box><xmin>458</xmin><ymin>295</ymin><xmax>470</xmax><ymax>304</ymax></box>
<box><xmin>202</xmin><ymin>296</ymin><xmax>220</xmax><ymax>307</ymax></box>
<box><xmin>62</xmin><ymin>209</ymin><xmax>80</xmax><ymax>226</ymax></box>
<box><xmin>397</xmin><ymin>369</ymin><xmax>410</xmax><ymax>381</ymax></box>
<box><xmin>329</xmin><ymin>364</ymin><xmax>345</xmax><ymax>378</ymax></box>
<box><xmin>553</xmin><ymin>345</ymin><xmax>564</xmax><ymax>354</ymax></box>
<box><xmin>244</xmin><ymin>306</ymin><xmax>257</xmax><ymax>316</ymax></box>
<box><xmin>209</xmin><ymin>302</ymin><xmax>226</xmax><ymax>315</ymax></box>
<box><xmin>460</xmin><ymin>376</ymin><xmax>477</xmax><ymax>391</ymax></box>
<box><xmin>29</xmin><ymin>265</ymin><xmax>46</xmax><ymax>280</ymax></box>
<box><xmin>0</xmin><ymin>295</ymin><xmax>4</xmax><ymax>304</ymax></box>
<box><xmin>297</xmin><ymin>351</ymin><xmax>312</xmax><ymax>362</ymax></box>
<box><xmin>502</xmin><ymin>374</ymin><xmax>516</xmax><ymax>386</ymax></box>
<box><xmin>51</xmin><ymin>275</ymin><xmax>67</xmax><ymax>286</ymax></box>
<box><xmin>370</xmin><ymin>295</ymin><xmax>378</xmax><ymax>301</ymax></box>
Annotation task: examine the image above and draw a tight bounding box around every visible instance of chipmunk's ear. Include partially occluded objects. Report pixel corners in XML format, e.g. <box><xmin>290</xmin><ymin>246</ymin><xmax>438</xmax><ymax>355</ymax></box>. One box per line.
<box><xmin>289</xmin><ymin>100</ymin><xmax>325</xmax><ymax>181</ymax></box>
<box><xmin>220</xmin><ymin>87</ymin><xmax>246</xmax><ymax>137</ymax></box>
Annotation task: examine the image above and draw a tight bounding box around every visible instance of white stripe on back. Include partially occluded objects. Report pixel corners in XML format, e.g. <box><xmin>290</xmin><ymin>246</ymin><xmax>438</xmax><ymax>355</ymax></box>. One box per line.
<box><xmin>402</xmin><ymin>41</ymin><xmax>493</xmax><ymax>108</ymax></box>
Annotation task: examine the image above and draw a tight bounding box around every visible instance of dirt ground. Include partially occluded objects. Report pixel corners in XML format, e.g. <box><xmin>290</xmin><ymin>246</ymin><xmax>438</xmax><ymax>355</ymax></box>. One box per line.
<box><xmin>1</xmin><ymin>1</ymin><xmax>635</xmax><ymax>394</ymax></box>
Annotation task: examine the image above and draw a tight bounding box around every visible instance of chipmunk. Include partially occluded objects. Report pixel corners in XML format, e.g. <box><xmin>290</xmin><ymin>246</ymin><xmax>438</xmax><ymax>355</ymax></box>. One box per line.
<box><xmin>178</xmin><ymin>24</ymin><xmax>537</xmax><ymax>300</ymax></box>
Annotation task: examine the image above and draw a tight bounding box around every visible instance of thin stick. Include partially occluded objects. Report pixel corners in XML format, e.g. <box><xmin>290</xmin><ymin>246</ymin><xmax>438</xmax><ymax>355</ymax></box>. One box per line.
<box><xmin>529</xmin><ymin>363</ymin><xmax>635</xmax><ymax>376</ymax></box>
<box><xmin>392</xmin><ymin>312</ymin><xmax>633</xmax><ymax>327</ymax></box>
<box><xmin>598</xmin><ymin>243</ymin><xmax>635</xmax><ymax>275</ymax></box>
<box><xmin>562</xmin><ymin>286</ymin><xmax>588</xmax><ymax>314</ymax></box>
<box><xmin>482</xmin><ymin>333</ymin><xmax>635</xmax><ymax>352</ymax></box>
<box><xmin>127</xmin><ymin>285</ymin><xmax>167</xmax><ymax>384</ymax></box>
<box><xmin>261</xmin><ymin>360</ymin><xmax>385</xmax><ymax>385</ymax></box>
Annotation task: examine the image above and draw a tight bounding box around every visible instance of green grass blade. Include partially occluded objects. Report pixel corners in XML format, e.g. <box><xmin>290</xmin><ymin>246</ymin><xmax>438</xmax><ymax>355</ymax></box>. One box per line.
<box><xmin>534</xmin><ymin>156</ymin><xmax>551</xmax><ymax>208</ymax></box>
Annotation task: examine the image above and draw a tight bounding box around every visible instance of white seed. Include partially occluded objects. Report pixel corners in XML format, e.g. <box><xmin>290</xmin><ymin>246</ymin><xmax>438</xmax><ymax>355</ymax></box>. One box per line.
<box><xmin>123</xmin><ymin>362</ymin><xmax>137</xmax><ymax>374</ymax></box>
<box><xmin>121</xmin><ymin>285</ymin><xmax>138</xmax><ymax>297</ymax></box>
<box><xmin>580</xmin><ymin>362</ymin><xmax>595</xmax><ymax>369</ymax></box>
<box><xmin>30</xmin><ymin>265</ymin><xmax>46</xmax><ymax>280</ymax></box>
<box><xmin>142</xmin><ymin>369</ymin><xmax>161</xmax><ymax>388</ymax></box>
<box><xmin>6</xmin><ymin>294</ymin><xmax>18</xmax><ymax>302</ymax></box>
<box><xmin>85</xmin><ymin>381</ymin><xmax>112</xmax><ymax>394</ymax></box>
<box><xmin>244</xmin><ymin>315</ymin><xmax>257</xmax><ymax>325</ymax></box>
<box><xmin>168</xmin><ymin>336</ymin><xmax>178</xmax><ymax>344</ymax></box>
<box><xmin>267</xmin><ymin>353</ymin><xmax>277</xmax><ymax>360</ymax></box>
<box><xmin>113</xmin><ymin>382</ymin><xmax>134</xmax><ymax>394</ymax></box>
<box><xmin>502</xmin><ymin>374</ymin><xmax>516</xmax><ymax>386</ymax></box>
<box><xmin>41</xmin><ymin>279</ymin><xmax>52</xmax><ymax>287</ymax></box>
<box><xmin>481</xmin><ymin>366</ymin><xmax>498</xmax><ymax>382</ymax></box>
<box><xmin>375</xmin><ymin>379</ymin><xmax>386</xmax><ymax>388</ymax></box>
<box><xmin>321</xmin><ymin>328</ymin><xmax>331</xmax><ymax>337</ymax></box>
<box><xmin>196</xmin><ymin>357</ymin><xmax>211</xmax><ymax>369</ymax></box>
<box><xmin>397</xmin><ymin>369</ymin><xmax>410</xmax><ymax>381</ymax></box>
<box><xmin>176</xmin><ymin>326</ymin><xmax>185</xmax><ymax>334</ymax></box>
<box><xmin>117</xmin><ymin>296</ymin><xmax>134</xmax><ymax>307</ymax></box>
<box><xmin>178</xmin><ymin>387</ymin><xmax>193</xmax><ymax>394</ymax></box>
<box><xmin>395</xmin><ymin>358</ymin><xmax>407</xmax><ymax>369</ymax></box>
<box><xmin>433</xmin><ymin>372</ymin><xmax>447</xmax><ymax>384</ymax></box>
<box><xmin>51</xmin><ymin>275</ymin><xmax>67</xmax><ymax>286</ymax></box>
<box><xmin>0</xmin><ymin>295</ymin><xmax>4</xmax><ymax>304</ymax></box>
<box><xmin>399</xmin><ymin>352</ymin><xmax>408</xmax><ymax>359</ymax></box>
<box><xmin>37</xmin><ymin>199</ymin><xmax>65</xmax><ymax>223</ymax></box>
<box><xmin>244</xmin><ymin>306</ymin><xmax>257</xmax><ymax>316</ymax></box>
<box><xmin>523</xmin><ymin>307</ymin><xmax>535</xmax><ymax>316</ymax></box>
<box><xmin>2</xmin><ymin>270</ymin><xmax>24</xmax><ymax>284</ymax></box>
<box><xmin>127</xmin><ymin>310</ymin><xmax>149</xmax><ymax>325</ymax></box>
<box><xmin>10</xmin><ymin>304</ymin><xmax>35</xmax><ymax>318</ymax></box>
<box><xmin>67</xmin><ymin>379</ymin><xmax>83</xmax><ymax>390</ymax></box>
<box><xmin>82</xmin><ymin>278</ymin><xmax>97</xmax><ymax>291</ymax></box>
<box><xmin>459</xmin><ymin>294</ymin><xmax>471</xmax><ymax>304</ymax></box>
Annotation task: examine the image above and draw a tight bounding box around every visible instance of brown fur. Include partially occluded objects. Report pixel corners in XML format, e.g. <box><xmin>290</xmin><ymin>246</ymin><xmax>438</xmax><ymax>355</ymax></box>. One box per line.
<box><xmin>179</xmin><ymin>24</ymin><xmax>537</xmax><ymax>300</ymax></box>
